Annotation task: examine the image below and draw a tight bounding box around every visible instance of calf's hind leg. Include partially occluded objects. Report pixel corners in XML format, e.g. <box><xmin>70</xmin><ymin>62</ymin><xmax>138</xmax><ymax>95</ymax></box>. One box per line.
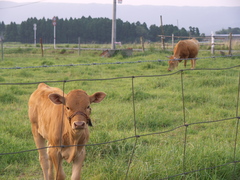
<box><xmin>31</xmin><ymin>125</ymin><xmax>50</xmax><ymax>180</ymax></box>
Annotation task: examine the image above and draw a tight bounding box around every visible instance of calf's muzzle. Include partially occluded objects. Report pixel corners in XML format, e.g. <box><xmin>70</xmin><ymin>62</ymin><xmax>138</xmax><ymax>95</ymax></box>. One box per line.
<box><xmin>74</xmin><ymin>121</ymin><xmax>86</xmax><ymax>129</ymax></box>
<box><xmin>68</xmin><ymin>111</ymin><xmax>93</xmax><ymax>127</ymax></box>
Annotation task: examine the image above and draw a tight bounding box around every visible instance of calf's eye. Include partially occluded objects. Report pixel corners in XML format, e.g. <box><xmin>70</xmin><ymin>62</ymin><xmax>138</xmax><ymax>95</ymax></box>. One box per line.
<box><xmin>66</xmin><ymin>107</ymin><xmax>70</xmax><ymax>110</ymax></box>
<box><xmin>87</xmin><ymin>106</ymin><xmax>91</xmax><ymax>112</ymax></box>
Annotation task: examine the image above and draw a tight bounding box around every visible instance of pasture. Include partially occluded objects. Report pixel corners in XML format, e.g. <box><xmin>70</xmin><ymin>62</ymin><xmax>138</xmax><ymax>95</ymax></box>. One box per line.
<box><xmin>0</xmin><ymin>43</ymin><xmax>240</xmax><ymax>180</ymax></box>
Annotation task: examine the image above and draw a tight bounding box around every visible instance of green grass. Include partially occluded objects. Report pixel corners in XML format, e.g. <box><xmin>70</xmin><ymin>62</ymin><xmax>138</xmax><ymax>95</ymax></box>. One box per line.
<box><xmin>0</xmin><ymin>44</ymin><xmax>240</xmax><ymax>179</ymax></box>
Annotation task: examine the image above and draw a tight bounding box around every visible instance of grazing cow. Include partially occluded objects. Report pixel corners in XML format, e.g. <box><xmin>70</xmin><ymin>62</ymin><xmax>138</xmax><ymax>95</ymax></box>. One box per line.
<box><xmin>168</xmin><ymin>38</ymin><xmax>199</xmax><ymax>71</ymax></box>
<box><xmin>28</xmin><ymin>83</ymin><xmax>106</xmax><ymax>180</ymax></box>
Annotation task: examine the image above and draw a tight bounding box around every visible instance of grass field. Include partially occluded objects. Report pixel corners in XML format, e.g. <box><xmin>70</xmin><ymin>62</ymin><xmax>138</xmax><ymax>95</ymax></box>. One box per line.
<box><xmin>0</xmin><ymin>43</ymin><xmax>240</xmax><ymax>180</ymax></box>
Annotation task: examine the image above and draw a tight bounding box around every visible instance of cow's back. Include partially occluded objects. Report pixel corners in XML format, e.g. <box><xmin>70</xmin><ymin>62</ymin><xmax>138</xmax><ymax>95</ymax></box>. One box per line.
<box><xmin>28</xmin><ymin>83</ymin><xmax>64</xmax><ymax>140</ymax></box>
<box><xmin>186</xmin><ymin>39</ymin><xmax>199</xmax><ymax>58</ymax></box>
<box><xmin>174</xmin><ymin>39</ymin><xmax>199</xmax><ymax>59</ymax></box>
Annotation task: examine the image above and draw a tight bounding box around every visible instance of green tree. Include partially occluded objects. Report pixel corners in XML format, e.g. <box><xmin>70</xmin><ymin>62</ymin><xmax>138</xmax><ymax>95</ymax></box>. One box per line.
<box><xmin>179</xmin><ymin>28</ymin><xmax>188</xmax><ymax>37</ymax></box>
<box><xmin>216</xmin><ymin>27</ymin><xmax>240</xmax><ymax>34</ymax></box>
<box><xmin>189</xmin><ymin>26</ymin><xmax>200</xmax><ymax>37</ymax></box>
<box><xmin>0</xmin><ymin>21</ymin><xmax>5</xmax><ymax>37</ymax></box>
<box><xmin>135</xmin><ymin>21</ymin><xmax>148</xmax><ymax>42</ymax></box>
<box><xmin>149</xmin><ymin>24</ymin><xmax>160</xmax><ymax>42</ymax></box>
<box><xmin>3</xmin><ymin>16</ymin><xmax>204</xmax><ymax>43</ymax></box>
<box><xmin>5</xmin><ymin>22</ymin><xmax>19</xmax><ymax>42</ymax></box>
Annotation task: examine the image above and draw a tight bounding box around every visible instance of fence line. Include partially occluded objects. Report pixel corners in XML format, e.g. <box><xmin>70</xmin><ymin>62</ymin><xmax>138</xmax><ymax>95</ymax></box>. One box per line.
<box><xmin>0</xmin><ymin>54</ymin><xmax>239</xmax><ymax>70</ymax></box>
<box><xmin>158</xmin><ymin>33</ymin><xmax>240</xmax><ymax>54</ymax></box>
<box><xmin>0</xmin><ymin>64</ymin><xmax>240</xmax><ymax>86</ymax></box>
<box><xmin>1</xmin><ymin>116</ymin><xmax>238</xmax><ymax>156</ymax></box>
<box><xmin>0</xmin><ymin>62</ymin><xmax>240</xmax><ymax>179</ymax></box>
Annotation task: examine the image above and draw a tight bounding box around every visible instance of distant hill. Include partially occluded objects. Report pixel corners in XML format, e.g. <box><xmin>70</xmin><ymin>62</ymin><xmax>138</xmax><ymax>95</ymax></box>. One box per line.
<box><xmin>0</xmin><ymin>1</ymin><xmax>239</xmax><ymax>35</ymax></box>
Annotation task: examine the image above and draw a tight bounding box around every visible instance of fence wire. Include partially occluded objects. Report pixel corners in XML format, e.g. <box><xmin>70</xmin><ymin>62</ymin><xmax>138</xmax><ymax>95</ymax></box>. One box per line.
<box><xmin>0</xmin><ymin>54</ymin><xmax>239</xmax><ymax>70</ymax></box>
<box><xmin>0</xmin><ymin>56</ymin><xmax>240</xmax><ymax>179</ymax></box>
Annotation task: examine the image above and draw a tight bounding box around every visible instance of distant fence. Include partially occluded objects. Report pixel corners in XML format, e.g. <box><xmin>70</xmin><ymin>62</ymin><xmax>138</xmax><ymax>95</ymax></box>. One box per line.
<box><xmin>158</xmin><ymin>33</ymin><xmax>240</xmax><ymax>55</ymax></box>
<box><xmin>1</xmin><ymin>33</ymin><xmax>240</xmax><ymax>61</ymax></box>
<box><xmin>0</xmin><ymin>55</ymin><xmax>240</xmax><ymax>179</ymax></box>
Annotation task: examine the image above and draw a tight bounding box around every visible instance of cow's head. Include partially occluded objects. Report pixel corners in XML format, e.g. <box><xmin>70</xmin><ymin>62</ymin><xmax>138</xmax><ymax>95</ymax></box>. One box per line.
<box><xmin>48</xmin><ymin>90</ymin><xmax>106</xmax><ymax>131</ymax></box>
<box><xmin>168</xmin><ymin>56</ymin><xmax>179</xmax><ymax>71</ymax></box>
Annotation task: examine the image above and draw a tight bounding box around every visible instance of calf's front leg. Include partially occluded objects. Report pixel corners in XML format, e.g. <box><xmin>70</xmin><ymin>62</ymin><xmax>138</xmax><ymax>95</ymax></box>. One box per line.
<box><xmin>48</xmin><ymin>148</ymin><xmax>65</xmax><ymax>180</ymax></box>
<box><xmin>71</xmin><ymin>148</ymin><xmax>86</xmax><ymax>180</ymax></box>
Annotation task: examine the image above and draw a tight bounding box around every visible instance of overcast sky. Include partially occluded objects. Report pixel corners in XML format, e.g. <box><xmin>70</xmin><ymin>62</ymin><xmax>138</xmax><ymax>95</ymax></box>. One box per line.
<box><xmin>1</xmin><ymin>0</ymin><xmax>240</xmax><ymax>7</ymax></box>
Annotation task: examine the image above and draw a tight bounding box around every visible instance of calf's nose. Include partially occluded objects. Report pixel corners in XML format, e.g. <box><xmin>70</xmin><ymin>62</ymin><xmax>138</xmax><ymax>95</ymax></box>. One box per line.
<box><xmin>74</xmin><ymin>121</ymin><xmax>85</xmax><ymax>129</ymax></box>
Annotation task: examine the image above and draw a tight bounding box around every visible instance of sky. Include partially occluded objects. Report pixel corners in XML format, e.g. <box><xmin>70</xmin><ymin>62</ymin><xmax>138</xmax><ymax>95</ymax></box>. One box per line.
<box><xmin>1</xmin><ymin>0</ymin><xmax>240</xmax><ymax>7</ymax></box>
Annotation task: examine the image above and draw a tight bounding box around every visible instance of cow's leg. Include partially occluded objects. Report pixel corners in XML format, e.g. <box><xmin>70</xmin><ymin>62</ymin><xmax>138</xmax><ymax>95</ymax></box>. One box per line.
<box><xmin>193</xmin><ymin>59</ymin><xmax>196</xmax><ymax>69</ymax></box>
<box><xmin>191</xmin><ymin>59</ymin><xmax>196</xmax><ymax>69</ymax></box>
<box><xmin>175</xmin><ymin>61</ymin><xmax>179</xmax><ymax>69</ymax></box>
<box><xmin>31</xmin><ymin>125</ymin><xmax>49</xmax><ymax>180</ymax></box>
<box><xmin>184</xmin><ymin>60</ymin><xmax>187</xmax><ymax>68</ymax></box>
<box><xmin>48</xmin><ymin>148</ymin><xmax>65</xmax><ymax>180</ymax></box>
<box><xmin>71</xmin><ymin>148</ymin><xmax>86</xmax><ymax>180</ymax></box>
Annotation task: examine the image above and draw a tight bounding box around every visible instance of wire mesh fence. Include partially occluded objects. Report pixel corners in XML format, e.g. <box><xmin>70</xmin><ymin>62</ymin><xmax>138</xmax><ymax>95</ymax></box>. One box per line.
<box><xmin>0</xmin><ymin>55</ymin><xmax>240</xmax><ymax>179</ymax></box>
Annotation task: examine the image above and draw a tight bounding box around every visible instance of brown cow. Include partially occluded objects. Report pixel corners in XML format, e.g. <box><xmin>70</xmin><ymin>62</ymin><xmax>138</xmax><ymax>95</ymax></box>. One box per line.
<box><xmin>168</xmin><ymin>38</ymin><xmax>199</xmax><ymax>71</ymax></box>
<box><xmin>28</xmin><ymin>83</ymin><xmax>106</xmax><ymax>180</ymax></box>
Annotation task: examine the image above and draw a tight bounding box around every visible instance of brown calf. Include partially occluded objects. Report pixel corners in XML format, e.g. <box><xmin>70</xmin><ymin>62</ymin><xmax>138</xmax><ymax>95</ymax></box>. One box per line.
<box><xmin>28</xmin><ymin>83</ymin><xmax>106</xmax><ymax>180</ymax></box>
<box><xmin>168</xmin><ymin>38</ymin><xmax>199</xmax><ymax>71</ymax></box>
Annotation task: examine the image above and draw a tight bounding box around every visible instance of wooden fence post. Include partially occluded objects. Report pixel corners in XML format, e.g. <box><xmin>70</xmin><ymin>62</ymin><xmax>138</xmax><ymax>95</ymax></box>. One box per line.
<box><xmin>40</xmin><ymin>38</ymin><xmax>44</xmax><ymax>57</ymax></box>
<box><xmin>78</xmin><ymin>37</ymin><xmax>81</xmax><ymax>55</ymax></box>
<box><xmin>228</xmin><ymin>33</ymin><xmax>232</xmax><ymax>55</ymax></box>
<box><xmin>1</xmin><ymin>37</ymin><xmax>3</xmax><ymax>61</ymax></box>
<box><xmin>211</xmin><ymin>32</ymin><xmax>215</xmax><ymax>55</ymax></box>
<box><xmin>140</xmin><ymin>36</ymin><xmax>145</xmax><ymax>52</ymax></box>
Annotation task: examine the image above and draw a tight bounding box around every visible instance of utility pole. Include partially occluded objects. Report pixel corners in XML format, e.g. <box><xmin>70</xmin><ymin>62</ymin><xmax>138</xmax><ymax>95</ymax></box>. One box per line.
<box><xmin>160</xmin><ymin>15</ymin><xmax>165</xmax><ymax>50</ymax></box>
<box><xmin>111</xmin><ymin>0</ymin><xmax>116</xmax><ymax>50</ymax></box>
<box><xmin>52</xmin><ymin>16</ymin><xmax>57</xmax><ymax>49</ymax></box>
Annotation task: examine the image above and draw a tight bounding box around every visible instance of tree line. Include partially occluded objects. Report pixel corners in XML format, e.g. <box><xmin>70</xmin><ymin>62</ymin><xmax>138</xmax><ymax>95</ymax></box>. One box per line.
<box><xmin>216</xmin><ymin>27</ymin><xmax>240</xmax><ymax>34</ymax></box>
<box><xmin>0</xmin><ymin>16</ymin><xmax>203</xmax><ymax>44</ymax></box>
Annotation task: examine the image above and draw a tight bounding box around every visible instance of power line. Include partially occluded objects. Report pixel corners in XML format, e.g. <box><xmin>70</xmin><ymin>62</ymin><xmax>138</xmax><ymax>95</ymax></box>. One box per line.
<box><xmin>0</xmin><ymin>0</ymin><xmax>46</xmax><ymax>10</ymax></box>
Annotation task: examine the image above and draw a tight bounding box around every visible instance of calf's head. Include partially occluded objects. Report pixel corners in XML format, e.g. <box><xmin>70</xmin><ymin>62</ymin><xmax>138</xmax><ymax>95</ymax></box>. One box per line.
<box><xmin>48</xmin><ymin>90</ymin><xmax>106</xmax><ymax>130</ymax></box>
<box><xmin>168</xmin><ymin>56</ymin><xmax>179</xmax><ymax>71</ymax></box>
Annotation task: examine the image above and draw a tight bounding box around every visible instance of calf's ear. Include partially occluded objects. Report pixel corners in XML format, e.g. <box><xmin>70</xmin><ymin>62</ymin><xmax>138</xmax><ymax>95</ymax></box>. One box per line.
<box><xmin>90</xmin><ymin>92</ymin><xmax>106</xmax><ymax>103</ymax></box>
<box><xmin>48</xmin><ymin>93</ymin><xmax>65</xmax><ymax>105</ymax></box>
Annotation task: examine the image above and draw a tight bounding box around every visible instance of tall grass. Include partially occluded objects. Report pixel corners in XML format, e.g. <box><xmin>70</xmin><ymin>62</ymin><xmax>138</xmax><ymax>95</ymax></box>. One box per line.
<box><xmin>0</xmin><ymin>44</ymin><xmax>240</xmax><ymax>179</ymax></box>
